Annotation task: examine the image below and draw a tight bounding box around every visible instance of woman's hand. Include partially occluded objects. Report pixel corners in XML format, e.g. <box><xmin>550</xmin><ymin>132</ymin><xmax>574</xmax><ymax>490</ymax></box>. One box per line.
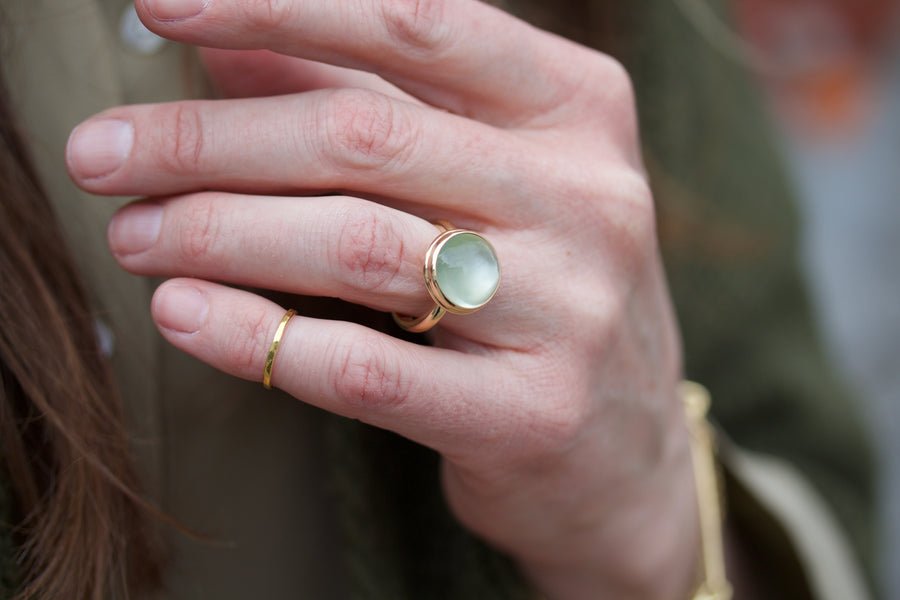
<box><xmin>66</xmin><ymin>0</ymin><xmax>699</xmax><ymax>597</ymax></box>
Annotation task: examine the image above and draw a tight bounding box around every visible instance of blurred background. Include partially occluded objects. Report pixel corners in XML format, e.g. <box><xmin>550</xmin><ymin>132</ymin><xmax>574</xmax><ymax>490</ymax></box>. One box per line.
<box><xmin>731</xmin><ymin>1</ymin><xmax>900</xmax><ymax>597</ymax></box>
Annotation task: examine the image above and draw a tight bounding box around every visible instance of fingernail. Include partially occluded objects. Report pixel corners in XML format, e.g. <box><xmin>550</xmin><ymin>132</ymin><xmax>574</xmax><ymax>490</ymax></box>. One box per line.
<box><xmin>108</xmin><ymin>203</ymin><xmax>163</xmax><ymax>255</ymax></box>
<box><xmin>154</xmin><ymin>283</ymin><xmax>208</xmax><ymax>334</ymax></box>
<box><xmin>146</xmin><ymin>0</ymin><xmax>208</xmax><ymax>20</ymax></box>
<box><xmin>67</xmin><ymin>119</ymin><xmax>134</xmax><ymax>179</ymax></box>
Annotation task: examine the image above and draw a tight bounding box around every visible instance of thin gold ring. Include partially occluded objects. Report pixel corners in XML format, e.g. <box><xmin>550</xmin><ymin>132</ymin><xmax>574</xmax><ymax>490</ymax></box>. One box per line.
<box><xmin>263</xmin><ymin>309</ymin><xmax>296</xmax><ymax>389</ymax></box>
<box><xmin>393</xmin><ymin>221</ymin><xmax>500</xmax><ymax>333</ymax></box>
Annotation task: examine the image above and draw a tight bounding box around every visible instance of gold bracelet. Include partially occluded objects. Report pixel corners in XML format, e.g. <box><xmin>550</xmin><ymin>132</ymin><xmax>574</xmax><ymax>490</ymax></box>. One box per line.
<box><xmin>680</xmin><ymin>381</ymin><xmax>733</xmax><ymax>600</ymax></box>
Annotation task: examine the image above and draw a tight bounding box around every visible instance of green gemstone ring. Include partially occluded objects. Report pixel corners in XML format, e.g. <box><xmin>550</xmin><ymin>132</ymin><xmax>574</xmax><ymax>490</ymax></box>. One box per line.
<box><xmin>393</xmin><ymin>221</ymin><xmax>500</xmax><ymax>333</ymax></box>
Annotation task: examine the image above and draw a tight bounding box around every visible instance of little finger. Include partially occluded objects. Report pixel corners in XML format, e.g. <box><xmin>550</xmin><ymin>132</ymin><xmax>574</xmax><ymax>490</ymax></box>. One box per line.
<box><xmin>152</xmin><ymin>278</ymin><xmax>521</xmax><ymax>454</ymax></box>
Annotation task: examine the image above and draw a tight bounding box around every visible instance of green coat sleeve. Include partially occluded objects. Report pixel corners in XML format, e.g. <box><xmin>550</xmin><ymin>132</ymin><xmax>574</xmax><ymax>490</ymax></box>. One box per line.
<box><xmin>619</xmin><ymin>0</ymin><xmax>876</xmax><ymax>594</ymax></box>
<box><xmin>328</xmin><ymin>4</ymin><xmax>877</xmax><ymax>598</ymax></box>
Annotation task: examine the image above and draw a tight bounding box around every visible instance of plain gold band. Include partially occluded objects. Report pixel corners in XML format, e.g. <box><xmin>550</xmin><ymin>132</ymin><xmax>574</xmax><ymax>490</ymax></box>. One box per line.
<box><xmin>263</xmin><ymin>309</ymin><xmax>296</xmax><ymax>390</ymax></box>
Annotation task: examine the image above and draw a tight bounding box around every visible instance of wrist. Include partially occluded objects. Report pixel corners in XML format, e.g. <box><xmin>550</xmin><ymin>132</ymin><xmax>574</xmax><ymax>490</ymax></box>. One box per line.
<box><xmin>519</xmin><ymin>390</ymin><xmax>702</xmax><ymax>600</ymax></box>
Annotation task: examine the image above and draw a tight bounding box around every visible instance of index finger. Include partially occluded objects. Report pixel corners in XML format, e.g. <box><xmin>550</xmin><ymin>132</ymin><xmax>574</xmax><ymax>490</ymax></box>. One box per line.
<box><xmin>136</xmin><ymin>0</ymin><xmax>602</xmax><ymax>126</ymax></box>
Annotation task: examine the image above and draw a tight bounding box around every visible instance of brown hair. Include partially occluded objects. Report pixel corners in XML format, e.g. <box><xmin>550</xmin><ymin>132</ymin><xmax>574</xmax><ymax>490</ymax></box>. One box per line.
<box><xmin>0</xmin><ymin>73</ymin><xmax>165</xmax><ymax>598</ymax></box>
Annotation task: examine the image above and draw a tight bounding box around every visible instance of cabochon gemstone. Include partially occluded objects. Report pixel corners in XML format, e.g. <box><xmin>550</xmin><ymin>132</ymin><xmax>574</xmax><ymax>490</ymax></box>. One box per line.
<box><xmin>434</xmin><ymin>232</ymin><xmax>500</xmax><ymax>310</ymax></box>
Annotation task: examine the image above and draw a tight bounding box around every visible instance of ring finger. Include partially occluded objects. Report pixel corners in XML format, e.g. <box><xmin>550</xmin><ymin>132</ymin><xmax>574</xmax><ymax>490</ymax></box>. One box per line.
<box><xmin>109</xmin><ymin>193</ymin><xmax>502</xmax><ymax>324</ymax></box>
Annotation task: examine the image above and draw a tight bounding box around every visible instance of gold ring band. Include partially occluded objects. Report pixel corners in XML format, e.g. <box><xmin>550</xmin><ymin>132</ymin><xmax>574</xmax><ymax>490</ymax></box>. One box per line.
<box><xmin>393</xmin><ymin>221</ymin><xmax>500</xmax><ymax>333</ymax></box>
<box><xmin>392</xmin><ymin>300</ymin><xmax>448</xmax><ymax>333</ymax></box>
<box><xmin>263</xmin><ymin>309</ymin><xmax>296</xmax><ymax>389</ymax></box>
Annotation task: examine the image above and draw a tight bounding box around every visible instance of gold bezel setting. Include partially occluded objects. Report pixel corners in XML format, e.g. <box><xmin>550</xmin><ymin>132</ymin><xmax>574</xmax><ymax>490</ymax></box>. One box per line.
<box><xmin>393</xmin><ymin>221</ymin><xmax>500</xmax><ymax>333</ymax></box>
<box><xmin>424</xmin><ymin>229</ymin><xmax>500</xmax><ymax>315</ymax></box>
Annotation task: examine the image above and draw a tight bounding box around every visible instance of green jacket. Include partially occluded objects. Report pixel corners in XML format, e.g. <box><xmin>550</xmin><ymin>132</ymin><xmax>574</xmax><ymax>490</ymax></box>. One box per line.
<box><xmin>0</xmin><ymin>0</ymin><xmax>875</xmax><ymax>598</ymax></box>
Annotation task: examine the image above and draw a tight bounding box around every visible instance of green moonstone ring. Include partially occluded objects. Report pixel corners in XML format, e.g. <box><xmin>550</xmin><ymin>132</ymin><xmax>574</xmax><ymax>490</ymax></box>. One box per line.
<box><xmin>393</xmin><ymin>222</ymin><xmax>501</xmax><ymax>333</ymax></box>
<box><xmin>427</xmin><ymin>231</ymin><xmax>500</xmax><ymax>312</ymax></box>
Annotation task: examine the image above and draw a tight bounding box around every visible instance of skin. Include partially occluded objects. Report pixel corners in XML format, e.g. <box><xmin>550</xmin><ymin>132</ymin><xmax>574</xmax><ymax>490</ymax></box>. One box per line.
<box><xmin>66</xmin><ymin>0</ymin><xmax>702</xmax><ymax>597</ymax></box>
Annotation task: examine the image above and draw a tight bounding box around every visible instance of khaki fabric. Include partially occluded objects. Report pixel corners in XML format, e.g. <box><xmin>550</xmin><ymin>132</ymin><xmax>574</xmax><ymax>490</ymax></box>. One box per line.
<box><xmin>723</xmin><ymin>443</ymin><xmax>871</xmax><ymax>600</ymax></box>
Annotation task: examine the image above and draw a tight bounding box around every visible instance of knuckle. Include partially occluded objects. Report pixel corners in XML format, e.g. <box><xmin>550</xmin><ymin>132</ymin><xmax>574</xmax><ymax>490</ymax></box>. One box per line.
<box><xmin>596</xmin><ymin>56</ymin><xmax>640</xmax><ymax>142</ymax></box>
<box><xmin>561</xmin><ymin>166</ymin><xmax>657</xmax><ymax>292</ymax></box>
<box><xmin>334</xmin><ymin>206</ymin><xmax>407</xmax><ymax>293</ymax></box>
<box><xmin>613</xmin><ymin>170</ymin><xmax>657</xmax><ymax>251</ymax></box>
<box><xmin>332</xmin><ymin>334</ymin><xmax>408</xmax><ymax>412</ymax></box>
<box><xmin>153</xmin><ymin>103</ymin><xmax>206</xmax><ymax>174</ymax></box>
<box><xmin>176</xmin><ymin>195</ymin><xmax>222</xmax><ymax>262</ymax></box>
<box><xmin>540</xmin><ymin>161</ymin><xmax>651</xmax><ymax>227</ymax></box>
<box><xmin>614</xmin><ymin>168</ymin><xmax>654</xmax><ymax>213</ymax></box>
<box><xmin>240</xmin><ymin>0</ymin><xmax>296</xmax><ymax>31</ymax></box>
<box><xmin>574</xmin><ymin>54</ymin><xmax>639</xmax><ymax>140</ymax></box>
<box><xmin>223</xmin><ymin>311</ymin><xmax>271</xmax><ymax>374</ymax></box>
<box><xmin>597</xmin><ymin>55</ymin><xmax>636</xmax><ymax>108</ymax></box>
<box><xmin>584</xmin><ymin>167</ymin><xmax>656</xmax><ymax>275</ymax></box>
<box><xmin>380</xmin><ymin>0</ymin><xmax>448</xmax><ymax>53</ymax></box>
<box><xmin>320</xmin><ymin>89</ymin><xmax>416</xmax><ymax>172</ymax></box>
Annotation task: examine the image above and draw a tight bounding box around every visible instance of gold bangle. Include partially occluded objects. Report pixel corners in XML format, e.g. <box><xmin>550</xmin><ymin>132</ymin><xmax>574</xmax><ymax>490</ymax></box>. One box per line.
<box><xmin>681</xmin><ymin>381</ymin><xmax>733</xmax><ymax>600</ymax></box>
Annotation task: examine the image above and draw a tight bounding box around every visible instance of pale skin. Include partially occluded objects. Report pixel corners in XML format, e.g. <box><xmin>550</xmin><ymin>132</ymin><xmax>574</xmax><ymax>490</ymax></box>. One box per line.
<box><xmin>66</xmin><ymin>0</ymin><xmax>703</xmax><ymax>597</ymax></box>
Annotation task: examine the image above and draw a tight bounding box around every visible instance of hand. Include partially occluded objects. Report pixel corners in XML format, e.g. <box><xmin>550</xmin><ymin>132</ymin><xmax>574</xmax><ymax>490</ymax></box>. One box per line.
<box><xmin>66</xmin><ymin>0</ymin><xmax>699</xmax><ymax>597</ymax></box>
